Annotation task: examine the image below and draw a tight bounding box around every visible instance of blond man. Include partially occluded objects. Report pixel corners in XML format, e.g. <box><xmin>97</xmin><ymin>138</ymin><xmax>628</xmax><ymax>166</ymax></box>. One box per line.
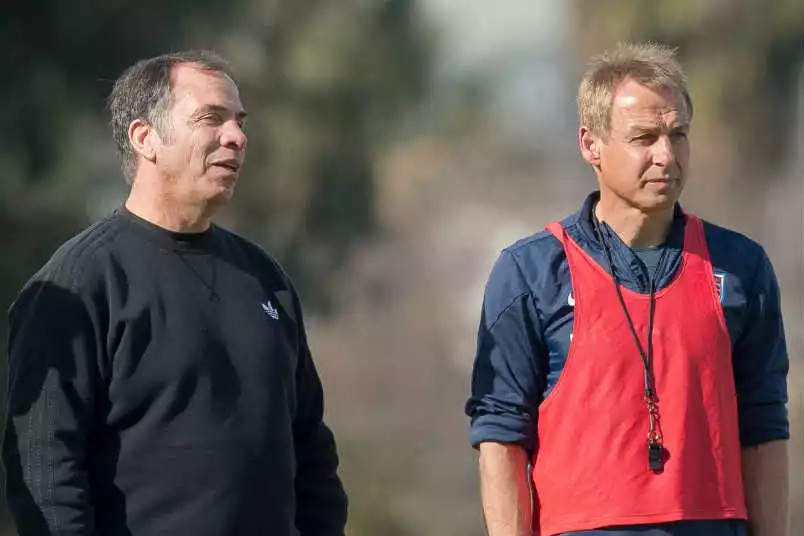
<box><xmin>466</xmin><ymin>42</ymin><xmax>789</xmax><ymax>536</ymax></box>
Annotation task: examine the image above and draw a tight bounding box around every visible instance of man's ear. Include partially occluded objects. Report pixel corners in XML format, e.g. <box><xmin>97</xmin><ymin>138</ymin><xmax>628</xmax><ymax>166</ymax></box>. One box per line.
<box><xmin>128</xmin><ymin>119</ymin><xmax>160</xmax><ymax>163</ymax></box>
<box><xmin>579</xmin><ymin>126</ymin><xmax>602</xmax><ymax>167</ymax></box>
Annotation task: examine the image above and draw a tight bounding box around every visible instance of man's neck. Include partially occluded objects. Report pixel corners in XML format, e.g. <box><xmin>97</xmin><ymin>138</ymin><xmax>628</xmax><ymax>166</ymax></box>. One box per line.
<box><xmin>594</xmin><ymin>195</ymin><xmax>674</xmax><ymax>248</ymax></box>
<box><xmin>125</xmin><ymin>179</ymin><xmax>213</xmax><ymax>234</ymax></box>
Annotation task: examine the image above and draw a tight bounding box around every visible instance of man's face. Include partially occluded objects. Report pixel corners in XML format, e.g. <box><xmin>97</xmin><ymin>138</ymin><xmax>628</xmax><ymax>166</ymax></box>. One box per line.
<box><xmin>593</xmin><ymin>78</ymin><xmax>691</xmax><ymax>212</ymax></box>
<box><xmin>155</xmin><ymin>63</ymin><xmax>247</xmax><ymax>206</ymax></box>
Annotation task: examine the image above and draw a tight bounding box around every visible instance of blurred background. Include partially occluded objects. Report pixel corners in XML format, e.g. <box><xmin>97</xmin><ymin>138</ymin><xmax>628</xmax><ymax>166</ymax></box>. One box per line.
<box><xmin>1</xmin><ymin>0</ymin><xmax>802</xmax><ymax>534</ymax></box>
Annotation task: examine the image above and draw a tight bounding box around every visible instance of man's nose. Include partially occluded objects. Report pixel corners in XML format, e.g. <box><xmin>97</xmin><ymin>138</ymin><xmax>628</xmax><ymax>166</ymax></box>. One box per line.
<box><xmin>221</xmin><ymin>121</ymin><xmax>247</xmax><ymax>150</ymax></box>
<box><xmin>652</xmin><ymin>135</ymin><xmax>676</xmax><ymax>168</ymax></box>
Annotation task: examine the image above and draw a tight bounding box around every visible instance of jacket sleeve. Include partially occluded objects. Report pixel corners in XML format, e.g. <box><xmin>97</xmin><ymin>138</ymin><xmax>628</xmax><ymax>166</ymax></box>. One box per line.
<box><xmin>3</xmin><ymin>279</ymin><xmax>102</xmax><ymax>535</ymax></box>
<box><xmin>732</xmin><ymin>247</ymin><xmax>790</xmax><ymax>446</ymax></box>
<box><xmin>290</xmin><ymin>290</ymin><xmax>348</xmax><ymax>536</ymax></box>
<box><xmin>465</xmin><ymin>250</ymin><xmax>546</xmax><ymax>454</ymax></box>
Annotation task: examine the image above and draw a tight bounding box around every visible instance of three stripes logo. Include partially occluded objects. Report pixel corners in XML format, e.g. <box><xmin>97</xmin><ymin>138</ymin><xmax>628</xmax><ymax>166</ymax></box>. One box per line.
<box><xmin>261</xmin><ymin>300</ymin><xmax>280</xmax><ymax>320</ymax></box>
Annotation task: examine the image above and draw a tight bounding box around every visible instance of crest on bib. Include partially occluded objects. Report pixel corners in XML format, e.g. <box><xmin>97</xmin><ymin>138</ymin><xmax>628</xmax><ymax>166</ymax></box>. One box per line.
<box><xmin>714</xmin><ymin>271</ymin><xmax>727</xmax><ymax>304</ymax></box>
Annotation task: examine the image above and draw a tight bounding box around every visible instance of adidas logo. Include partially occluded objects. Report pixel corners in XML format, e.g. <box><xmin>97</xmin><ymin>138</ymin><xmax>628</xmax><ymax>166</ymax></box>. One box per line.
<box><xmin>261</xmin><ymin>300</ymin><xmax>279</xmax><ymax>320</ymax></box>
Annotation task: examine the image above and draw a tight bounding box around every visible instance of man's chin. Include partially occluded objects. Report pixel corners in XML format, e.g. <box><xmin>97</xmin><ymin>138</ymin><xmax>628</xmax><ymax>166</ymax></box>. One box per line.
<box><xmin>639</xmin><ymin>194</ymin><xmax>679</xmax><ymax>213</ymax></box>
<box><xmin>206</xmin><ymin>183</ymin><xmax>236</xmax><ymax>207</ymax></box>
<box><xmin>641</xmin><ymin>183</ymin><xmax>682</xmax><ymax>207</ymax></box>
<box><xmin>214</xmin><ymin>187</ymin><xmax>235</xmax><ymax>203</ymax></box>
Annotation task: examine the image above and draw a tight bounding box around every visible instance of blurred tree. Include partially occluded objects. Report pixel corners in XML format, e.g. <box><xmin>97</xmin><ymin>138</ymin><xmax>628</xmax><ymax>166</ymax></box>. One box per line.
<box><xmin>218</xmin><ymin>0</ymin><xmax>433</xmax><ymax>310</ymax></box>
<box><xmin>0</xmin><ymin>0</ymin><xmax>252</xmax><ymax>337</ymax></box>
<box><xmin>0</xmin><ymin>0</ymin><xmax>433</xmax><ymax>327</ymax></box>
<box><xmin>568</xmin><ymin>0</ymin><xmax>804</xmax><ymax>189</ymax></box>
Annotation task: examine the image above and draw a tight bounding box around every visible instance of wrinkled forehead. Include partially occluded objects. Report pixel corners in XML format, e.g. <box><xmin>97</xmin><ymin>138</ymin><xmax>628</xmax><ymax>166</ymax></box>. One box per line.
<box><xmin>612</xmin><ymin>82</ymin><xmax>691</xmax><ymax>127</ymax></box>
<box><xmin>169</xmin><ymin>63</ymin><xmax>243</xmax><ymax>110</ymax></box>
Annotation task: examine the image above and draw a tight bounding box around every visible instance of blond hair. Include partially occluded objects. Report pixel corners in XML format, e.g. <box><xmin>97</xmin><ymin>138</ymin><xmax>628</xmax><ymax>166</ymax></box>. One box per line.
<box><xmin>578</xmin><ymin>42</ymin><xmax>692</xmax><ymax>138</ymax></box>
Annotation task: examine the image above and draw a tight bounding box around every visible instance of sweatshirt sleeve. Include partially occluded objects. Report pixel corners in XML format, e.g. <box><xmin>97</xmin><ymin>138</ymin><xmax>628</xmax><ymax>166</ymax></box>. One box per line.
<box><xmin>290</xmin><ymin>290</ymin><xmax>348</xmax><ymax>536</ymax></box>
<box><xmin>732</xmin><ymin>248</ymin><xmax>790</xmax><ymax>446</ymax></box>
<box><xmin>3</xmin><ymin>277</ymin><xmax>103</xmax><ymax>535</ymax></box>
<box><xmin>465</xmin><ymin>250</ymin><xmax>546</xmax><ymax>454</ymax></box>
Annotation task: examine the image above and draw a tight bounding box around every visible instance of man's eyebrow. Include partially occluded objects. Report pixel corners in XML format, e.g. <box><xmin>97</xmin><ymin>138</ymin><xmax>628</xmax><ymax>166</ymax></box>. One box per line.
<box><xmin>627</xmin><ymin>120</ymin><xmax>690</xmax><ymax>134</ymax></box>
<box><xmin>194</xmin><ymin>104</ymin><xmax>248</xmax><ymax>120</ymax></box>
<box><xmin>626</xmin><ymin>123</ymin><xmax>661</xmax><ymax>134</ymax></box>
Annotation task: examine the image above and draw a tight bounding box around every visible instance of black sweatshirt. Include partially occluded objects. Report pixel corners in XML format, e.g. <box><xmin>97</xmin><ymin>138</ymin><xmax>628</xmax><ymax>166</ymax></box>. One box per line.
<box><xmin>3</xmin><ymin>207</ymin><xmax>347</xmax><ymax>536</ymax></box>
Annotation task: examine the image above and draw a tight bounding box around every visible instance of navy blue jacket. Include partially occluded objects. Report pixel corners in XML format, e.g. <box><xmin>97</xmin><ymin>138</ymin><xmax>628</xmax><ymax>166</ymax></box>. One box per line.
<box><xmin>465</xmin><ymin>192</ymin><xmax>789</xmax><ymax>534</ymax></box>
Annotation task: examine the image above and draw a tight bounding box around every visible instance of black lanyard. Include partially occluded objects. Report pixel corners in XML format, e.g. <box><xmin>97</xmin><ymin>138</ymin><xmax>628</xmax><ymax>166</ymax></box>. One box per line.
<box><xmin>593</xmin><ymin>216</ymin><xmax>668</xmax><ymax>473</ymax></box>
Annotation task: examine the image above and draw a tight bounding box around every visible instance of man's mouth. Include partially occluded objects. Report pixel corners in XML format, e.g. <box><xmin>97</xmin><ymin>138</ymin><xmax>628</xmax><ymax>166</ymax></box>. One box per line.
<box><xmin>211</xmin><ymin>160</ymin><xmax>241</xmax><ymax>172</ymax></box>
<box><xmin>646</xmin><ymin>177</ymin><xmax>676</xmax><ymax>184</ymax></box>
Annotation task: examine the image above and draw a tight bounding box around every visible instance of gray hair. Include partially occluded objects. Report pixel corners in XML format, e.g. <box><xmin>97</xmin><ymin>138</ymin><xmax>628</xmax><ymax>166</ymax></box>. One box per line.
<box><xmin>107</xmin><ymin>50</ymin><xmax>235</xmax><ymax>182</ymax></box>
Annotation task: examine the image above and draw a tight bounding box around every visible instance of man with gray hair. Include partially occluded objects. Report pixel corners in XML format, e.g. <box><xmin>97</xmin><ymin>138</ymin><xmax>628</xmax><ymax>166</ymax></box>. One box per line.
<box><xmin>466</xmin><ymin>42</ymin><xmax>790</xmax><ymax>536</ymax></box>
<box><xmin>3</xmin><ymin>50</ymin><xmax>348</xmax><ymax>535</ymax></box>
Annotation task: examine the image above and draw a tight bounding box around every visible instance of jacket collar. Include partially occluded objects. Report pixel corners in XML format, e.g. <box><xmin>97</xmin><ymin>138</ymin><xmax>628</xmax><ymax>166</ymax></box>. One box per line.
<box><xmin>562</xmin><ymin>191</ymin><xmax>686</xmax><ymax>291</ymax></box>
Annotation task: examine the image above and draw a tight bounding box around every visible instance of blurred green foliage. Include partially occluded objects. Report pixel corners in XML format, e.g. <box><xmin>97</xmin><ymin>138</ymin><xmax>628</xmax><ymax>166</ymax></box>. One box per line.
<box><xmin>570</xmin><ymin>0</ymin><xmax>804</xmax><ymax>182</ymax></box>
<box><xmin>226</xmin><ymin>0</ymin><xmax>432</xmax><ymax>311</ymax></box>
<box><xmin>0</xmin><ymin>0</ymin><xmax>432</xmax><ymax>328</ymax></box>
